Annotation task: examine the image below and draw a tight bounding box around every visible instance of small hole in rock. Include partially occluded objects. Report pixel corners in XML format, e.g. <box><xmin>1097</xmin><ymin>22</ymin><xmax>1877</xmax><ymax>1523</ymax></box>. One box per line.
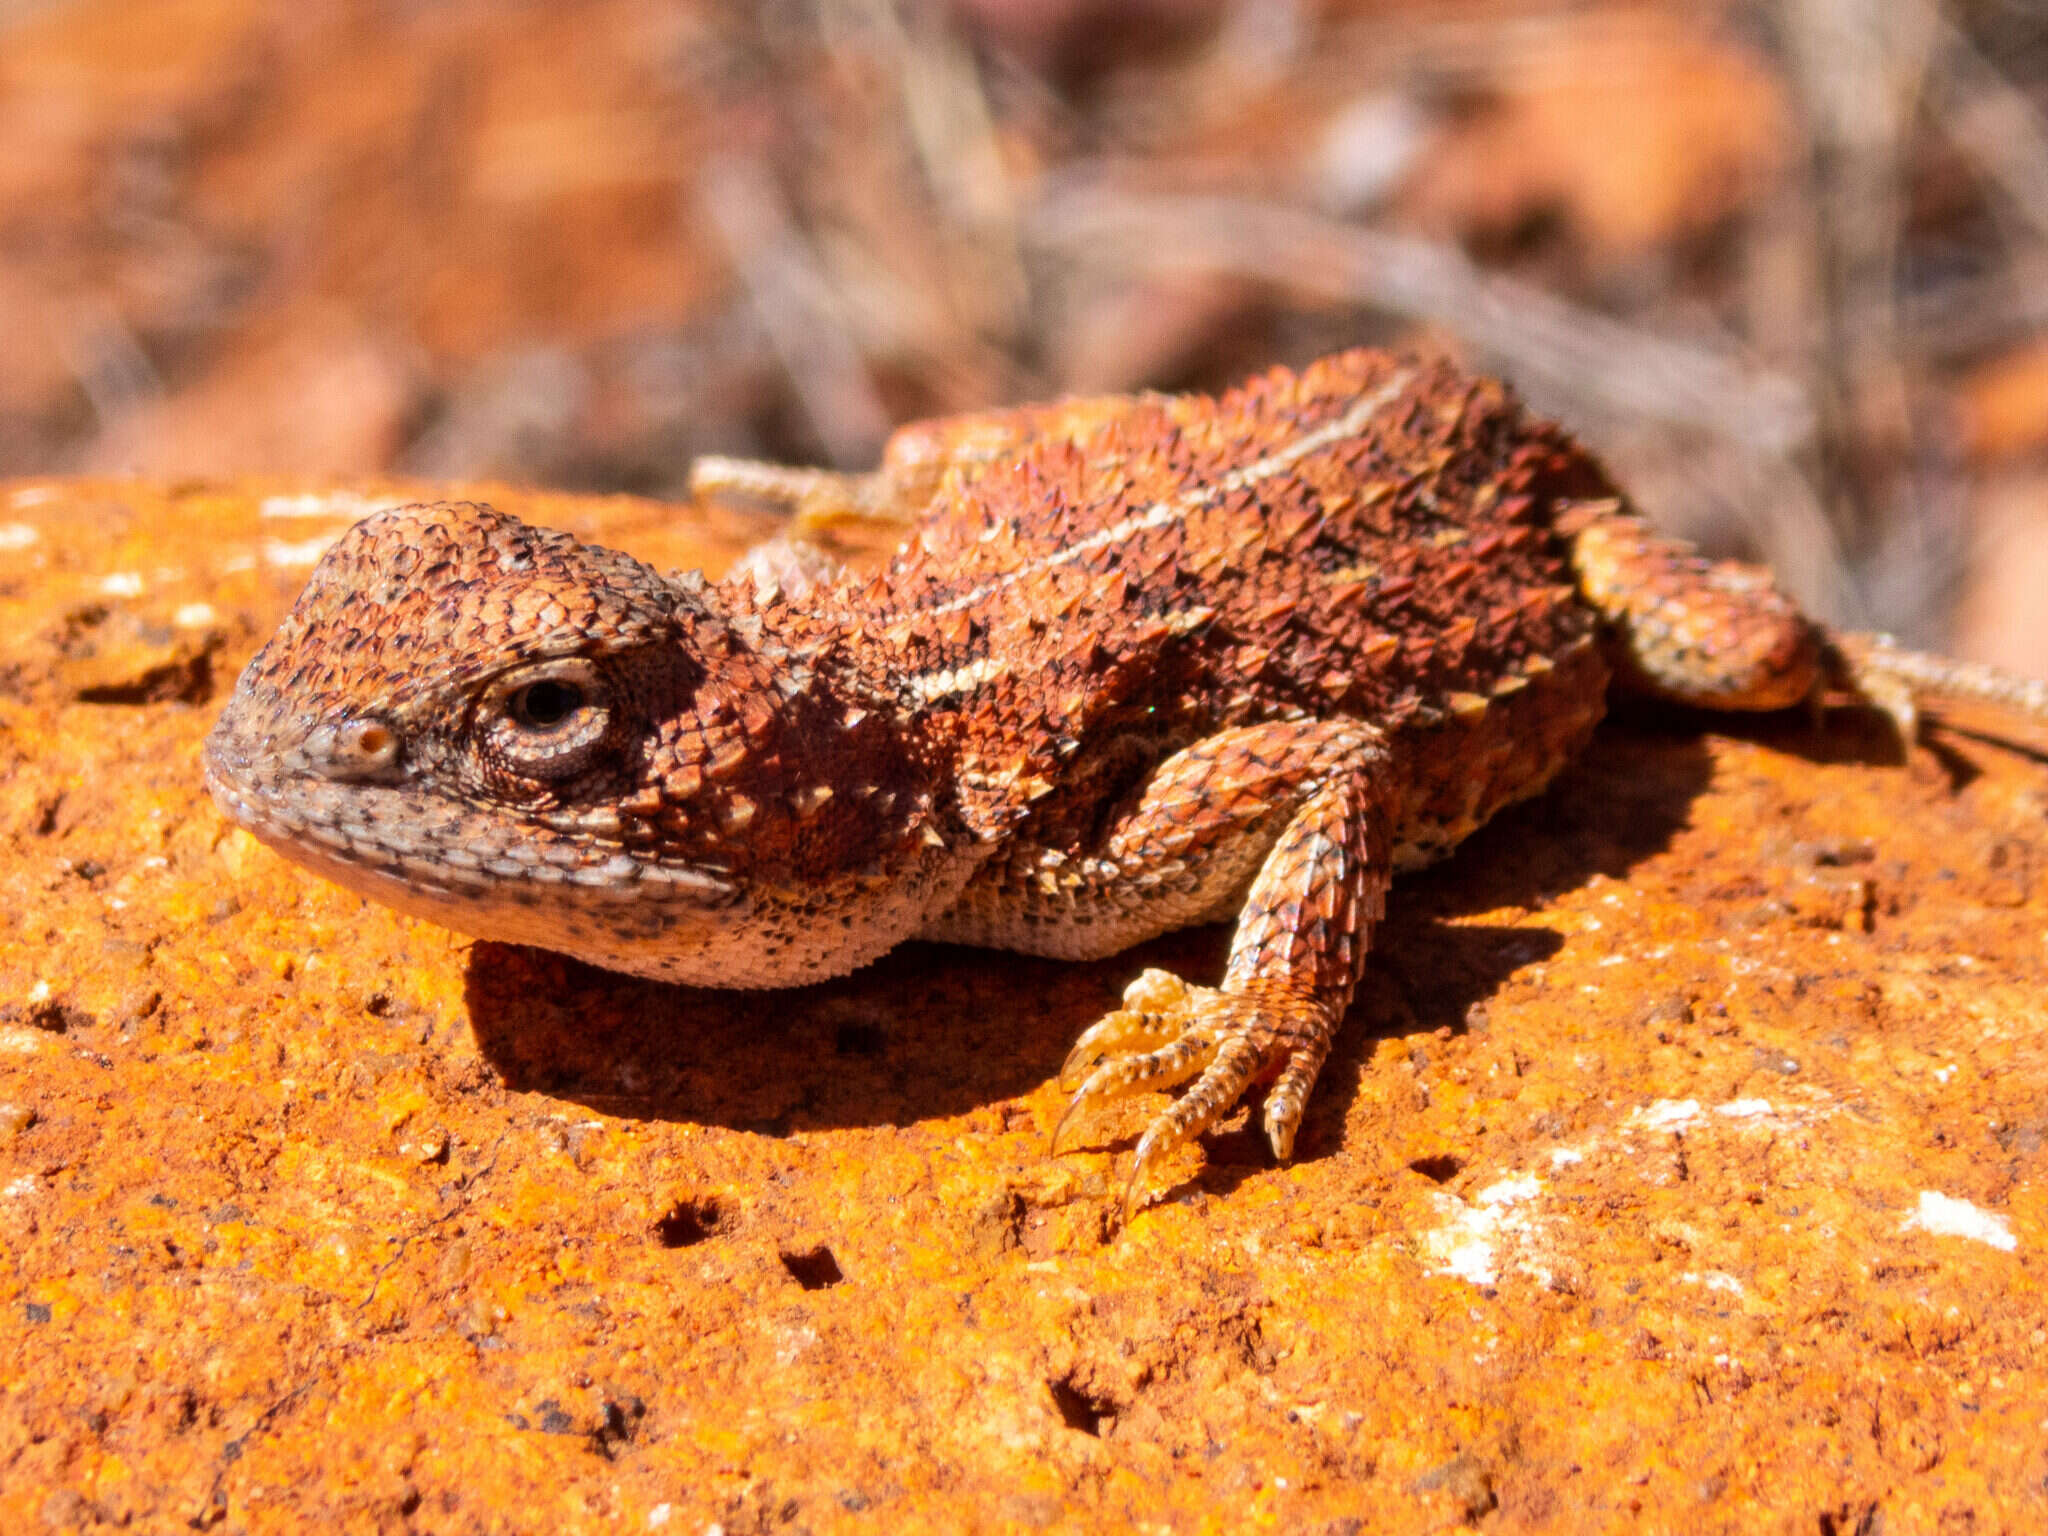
<box><xmin>592</xmin><ymin>1396</ymin><xmax>645</xmax><ymax>1459</ymax></box>
<box><xmin>780</xmin><ymin>1245</ymin><xmax>844</xmax><ymax>1290</ymax></box>
<box><xmin>1047</xmin><ymin>1375</ymin><xmax>1119</xmax><ymax>1437</ymax></box>
<box><xmin>651</xmin><ymin>1198</ymin><xmax>723</xmax><ymax>1248</ymax></box>
<box><xmin>1408</xmin><ymin>1154</ymin><xmax>1463</xmax><ymax>1183</ymax></box>
<box><xmin>536</xmin><ymin>1399</ymin><xmax>576</xmax><ymax>1435</ymax></box>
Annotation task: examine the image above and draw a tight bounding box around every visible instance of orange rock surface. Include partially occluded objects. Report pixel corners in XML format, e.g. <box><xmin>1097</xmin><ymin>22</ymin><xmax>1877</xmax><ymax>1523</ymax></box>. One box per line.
<box><xmin>2</xmin><ymin>479</ymin><xmax>2045</xmax><ymax>1532</ymax></box>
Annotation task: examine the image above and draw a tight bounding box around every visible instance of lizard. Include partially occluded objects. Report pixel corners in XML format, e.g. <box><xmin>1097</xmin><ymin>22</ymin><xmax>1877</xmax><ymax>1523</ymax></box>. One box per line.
<box><xmin>203</xmin><ymin>349</ymin><xmax>2048</xmax><ymax>1215</ymax></box>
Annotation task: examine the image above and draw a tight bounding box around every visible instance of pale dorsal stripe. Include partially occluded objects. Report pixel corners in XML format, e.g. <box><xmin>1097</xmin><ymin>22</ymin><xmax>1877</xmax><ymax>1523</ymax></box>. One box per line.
<box><xmin>903</xmin><ymin>654</ymin><xmax>1011</xmax><ymax>704</ymax></box>
<box><xmin>906</xmin><ymin>370</ymin><xmax>1417</xmax><ymax>622</ymax></box>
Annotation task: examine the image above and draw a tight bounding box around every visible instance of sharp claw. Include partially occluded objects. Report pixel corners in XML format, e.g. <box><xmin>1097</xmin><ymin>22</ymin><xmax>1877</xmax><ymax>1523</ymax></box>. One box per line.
<box><xmin>1058</xmin><ymin>1041</ymin><xmax>1103</xmax><ymax>1093</ymax></box>
<box><xmin>1051</xmin><ymin>1049</ymin><xmax>1136</xmax><ymax>1155</ymax></box>
<box><xmin>1120</xmin><ymin>1115</ymin><xmax>1185</xmax><ymax>1226</ymax></box>
<box><xmin>1052</xmin><ymin>1038</ymin><xmax>1187</xmax><ymax>1153</ymax></box>
<box><xmin>1263</xmin><ymin>1077</ymin><xmax>1305</xmax><ymax>1161</ymax></box>
<box><xmin>1049</xmin><ymin>1072</ymin><xmax>1103</xmax><ymax>1155</ymax></box>
<box><xmin>1059</xmin><ymin>1004</ymin><xmax>1173</xmax><ymax>1089</ymax></box>
<box><xmin>1264</xmin><ymin>1110</ymin><xmax>1297</xmax><ymax>1162</ymax></box>
<box><xmin>1120</xmin><ymin>1126</ymin><xmax>1156</xmax><ymax>1226</ymax></box>
<box><xmin>1049</xmin><ymin>1098</ymin><xmax>1081</xmax><ymax>1156</ymax></box>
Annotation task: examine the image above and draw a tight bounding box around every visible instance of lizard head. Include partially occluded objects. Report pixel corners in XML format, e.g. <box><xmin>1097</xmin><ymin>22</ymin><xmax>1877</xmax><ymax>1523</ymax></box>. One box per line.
<box><xmin>205</xmin><ymin>501</ymin><xmax>966</xmax><ymax>986</ymax></box>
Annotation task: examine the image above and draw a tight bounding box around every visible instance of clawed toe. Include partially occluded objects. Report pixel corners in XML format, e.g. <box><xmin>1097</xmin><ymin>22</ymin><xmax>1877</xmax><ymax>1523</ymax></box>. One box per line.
<box><xmin>1119</xmin><ymin>1033</ymin><xmax>1266</xmax><ymax>1219</ymax></box>
<box><xmin>1260</xmin><ymin>1039</ymin><xmax>1333</xmax><ymax>1161</ymax></box>
<box><xmin>1057</xmin><ymin>968</ymin><xmax>1194</xmax><ymax>1088</ymax></box>
<box><xmin>1050</xmin><ymin>1023</ymin><xmax>1217</xmax><ymax>1154</ymax></box>
<box><xmin>1052</xmin><ymin>973</ymin><xmax>1336</xmax><ymax>1218</ymax></box>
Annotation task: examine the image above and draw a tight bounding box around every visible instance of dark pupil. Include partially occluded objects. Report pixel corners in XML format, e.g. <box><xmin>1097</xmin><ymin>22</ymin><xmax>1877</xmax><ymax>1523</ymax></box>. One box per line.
<box><xmin>513</xmin><ymin>679</ymin><xmax>582</xmax><ymax>729</ymax></box>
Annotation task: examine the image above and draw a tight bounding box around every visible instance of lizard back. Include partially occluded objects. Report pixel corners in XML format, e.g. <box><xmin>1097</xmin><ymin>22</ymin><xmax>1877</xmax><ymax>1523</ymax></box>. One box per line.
<box><xmin>857</xmin><ymin>350</ymin><xmax>1616</xmax><ymax>862</ymax></box>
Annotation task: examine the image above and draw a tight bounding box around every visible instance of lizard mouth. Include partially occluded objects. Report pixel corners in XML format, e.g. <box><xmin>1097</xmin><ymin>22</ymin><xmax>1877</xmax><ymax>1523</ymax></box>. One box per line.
<box><xmin>202</xmin><ymin>711</ymin><xmax>738</xmax><ymax>920</ymax></box>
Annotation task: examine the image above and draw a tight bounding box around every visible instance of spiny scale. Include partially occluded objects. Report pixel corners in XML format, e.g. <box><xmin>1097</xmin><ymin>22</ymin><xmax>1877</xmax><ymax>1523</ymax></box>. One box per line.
<box><xmin>207</xmin><ymin>349</ymin><xmax>2048</xmax><ymax>1219</ymax></box>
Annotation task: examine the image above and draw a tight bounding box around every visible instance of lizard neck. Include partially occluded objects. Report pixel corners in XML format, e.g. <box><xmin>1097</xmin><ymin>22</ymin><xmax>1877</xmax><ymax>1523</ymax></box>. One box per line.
<box><xmin>726</xmin><ymin>571</ymin><xmax>1040</xmax><ymax>854</ymax></box>
<box><xmin>669</xmin><ymin>584</ymin><xmax>950</xmax><ymax>877</ymax></box>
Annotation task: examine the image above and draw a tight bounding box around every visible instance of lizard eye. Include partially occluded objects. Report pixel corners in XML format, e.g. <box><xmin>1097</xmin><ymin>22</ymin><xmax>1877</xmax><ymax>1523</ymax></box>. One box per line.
<box><xmin>509</xmin><ymin>678</ymin><xmax>584</xmax><ymax>729</ymax></box>
<box><xmin>479</xmin><ymin>658</ymin><xmax>615</xmax><ymax>780</ymax></box>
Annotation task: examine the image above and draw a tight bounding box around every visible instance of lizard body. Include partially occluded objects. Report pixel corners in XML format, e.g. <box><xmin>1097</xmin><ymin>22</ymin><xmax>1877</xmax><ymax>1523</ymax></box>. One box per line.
<box><xmin>204</xmin><ymin>350</ymin><xmax>2048</xmax><ymax>1210</ymax></box>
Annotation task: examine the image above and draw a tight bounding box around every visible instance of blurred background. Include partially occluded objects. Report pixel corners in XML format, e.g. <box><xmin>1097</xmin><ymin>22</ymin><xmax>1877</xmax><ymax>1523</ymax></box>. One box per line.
<box><xmin>2</xmin><ymin>0</ymin><xmax>2046</xmax><ymax>670</ymax></box>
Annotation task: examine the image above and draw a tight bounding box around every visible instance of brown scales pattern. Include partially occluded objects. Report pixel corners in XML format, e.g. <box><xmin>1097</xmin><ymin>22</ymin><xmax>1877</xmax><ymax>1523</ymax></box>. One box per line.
<box><xmin>204</xmin><ymin>348</ymin><xmax>2048</xmax><ymax>1216</ymax></box>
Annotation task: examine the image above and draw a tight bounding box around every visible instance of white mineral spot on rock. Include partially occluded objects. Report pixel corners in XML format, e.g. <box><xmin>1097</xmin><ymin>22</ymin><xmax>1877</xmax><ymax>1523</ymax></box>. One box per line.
<box><xmin>1423</xmin><ymin>1175</ymin><xmax>1553</xmax><ymax>1288</ymax></box>
<box><xmin>99</xmin><ymin>571</ymin><xmax>145</xmax><ymax>597</ymax></box>
<box><xmin>1631</xmin><ymin>1098</ymin><xmax>1702</xmax><ymax>1131</ymax></box>
<box><xmin>0</xmin><ymin>522</ymin><xmax>40</xmax><ymax>550</ymax></box>
<box><xmin>1715</xmin><ymin>1098</ymin><xmax>1779</xmax><ymax>1119</ymax></box>
<box><xmin>1422</xmin><ymin>1200</ymin><xmax>1502</xmax><ymax>1287</ymax></box>
<box><xmin>1902</xmin><ymin>1191</ymin><xmax>2017</xmax><ymax>1252</ymax></box>
<box><xmin>1682</xmin><ymin>1271</ymin><xmax>1746</xmax><ymax>1295</ymax></box>
<box><xmin>1477</xmin><ymin>1173</ymin><xmax>1543</xmax><ymax>1206</ymax></box>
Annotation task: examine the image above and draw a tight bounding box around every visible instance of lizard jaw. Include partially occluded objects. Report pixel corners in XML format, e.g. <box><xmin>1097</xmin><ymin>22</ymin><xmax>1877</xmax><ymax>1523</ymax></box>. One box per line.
<box><xmin>204</xmin><ymin>713</ymin><xmax>987</xmax><ymax>988</ymax></box>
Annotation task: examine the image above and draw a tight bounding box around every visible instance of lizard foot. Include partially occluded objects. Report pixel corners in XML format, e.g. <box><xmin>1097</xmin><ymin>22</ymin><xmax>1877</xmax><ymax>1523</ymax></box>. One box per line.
<box><xmin>1053</xmin><ymin>968</ymin><xmax>1334</xmax><ymax>1219</ymax></box>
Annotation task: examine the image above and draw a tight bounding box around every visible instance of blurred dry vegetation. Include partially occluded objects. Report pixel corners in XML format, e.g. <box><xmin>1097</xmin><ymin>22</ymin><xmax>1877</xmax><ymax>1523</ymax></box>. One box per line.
<box><xmin>2</xmin><ymin>0</ymin><xmax>2047</xmax><ymax>669</ymax></box>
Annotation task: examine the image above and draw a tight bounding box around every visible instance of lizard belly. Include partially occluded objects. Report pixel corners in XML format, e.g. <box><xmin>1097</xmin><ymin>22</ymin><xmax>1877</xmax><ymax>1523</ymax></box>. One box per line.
<box><xmin>1384</xmin><ymin>626</ymin><xmax>1612</xmax><ymax>869</ymax></box>
<box><xmin>925</xmin><ymin>622</ymin><xmax>1610</xmax><ymax>962</ymax></box>
<box><xmin>919</xmin><ymin>827</ymin><xmax>1268</xmax><ymax>960</ymax></box>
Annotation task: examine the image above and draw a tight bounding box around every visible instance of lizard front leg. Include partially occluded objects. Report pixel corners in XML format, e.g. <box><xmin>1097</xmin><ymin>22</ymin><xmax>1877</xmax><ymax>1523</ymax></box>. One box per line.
<box><xmin>928</xmin><ymin>718</ymin><xmax>1399</xmax><ymax>1215</ymax></box>
<box><xmin>689</xmin><ymin>457</ymin><xmax>896</xmax><ymax>533</ymax></box>
<box><xmin>691</xmin><ymin>393</ymin><xmax>1165</xmax><ymax>534</ymax></box>
<box><xmin>1069</xmin><ymin>749</ymin><xmax>1393</xmax><ymax>1216</ymax></box>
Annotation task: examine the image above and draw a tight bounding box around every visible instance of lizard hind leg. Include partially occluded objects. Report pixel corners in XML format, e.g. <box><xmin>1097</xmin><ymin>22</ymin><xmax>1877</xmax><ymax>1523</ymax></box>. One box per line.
<box><xmin>1564</xmin><ymin>508</ymin><xmax>2048</xmax><ymax>756</ymax></box>
<box><xmin>1824</xmin><ymin>630</ymin><xmax>2048</xmax><ymax>748</ymax></box>
<box><xmin>1563</xmin><ymin>506</ymin><xmax>2048</xmax><ymax>747</ymax></box>
<box><xmin>1052</xmin><ymin>731</ymin><xmax>1396</xmax><ymax>1219</ymax></box>
<box><xmin>1565</xmin><ymin>507</ymin><xmax>1827</xmax><ymax>713</ymax></box>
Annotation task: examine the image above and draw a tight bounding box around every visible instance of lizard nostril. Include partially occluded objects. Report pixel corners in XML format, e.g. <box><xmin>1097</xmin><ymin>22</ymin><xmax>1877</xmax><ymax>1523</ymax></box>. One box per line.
<box><xmin>336</xmin><ymin>717</ymin><xmax>400</xmax><ymax>772</ymax></box>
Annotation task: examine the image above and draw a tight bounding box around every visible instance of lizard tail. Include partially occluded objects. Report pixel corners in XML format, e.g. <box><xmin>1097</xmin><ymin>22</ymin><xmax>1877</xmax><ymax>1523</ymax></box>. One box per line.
<box><xmin>1824</xmin><ymin>630</ymin><xmax>2048</xmax><ymax>748</ymax></box>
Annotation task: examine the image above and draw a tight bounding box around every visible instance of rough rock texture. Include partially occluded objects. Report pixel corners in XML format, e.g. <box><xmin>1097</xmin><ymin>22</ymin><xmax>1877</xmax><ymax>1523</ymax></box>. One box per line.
<box><xmin>2</xmin><ymin>478</ymin><xmax>2045</xmax><ymax>1534</ymax></box>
